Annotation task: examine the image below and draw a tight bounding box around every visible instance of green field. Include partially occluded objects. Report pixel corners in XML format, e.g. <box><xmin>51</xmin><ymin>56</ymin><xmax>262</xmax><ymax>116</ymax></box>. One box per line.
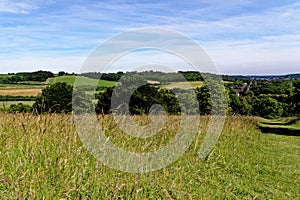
<box><xmin>0</xmin><ymin>114</ymin><xmax>299</xmax><ymax>199</ymax></box>
<box><xmin>48</xmin><ymin>76</ymin><xmax>117</xmax><ymax>87</ymax></box>
<box><xmin>0</xmin><ymin>101</ymin><xmax>35</xmax><ymax>109</ymax></box>
<box><xmin>0</xmin><ymin>74</ymin><xmax>13</xmax><ymax>78</ymax></box>
<box><xmin>1</xmin><ymin>75</ymin><xmax>116</xmax><ymax>90</ymax></box>
<box><xmin>0</xmin><ymin>76</ymin><xmax>116</xmax><ymax>108</ymax></box>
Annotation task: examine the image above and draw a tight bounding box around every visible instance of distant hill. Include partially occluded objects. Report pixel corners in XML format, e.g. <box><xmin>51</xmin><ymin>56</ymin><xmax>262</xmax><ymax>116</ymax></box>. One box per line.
<box><xmin>222</xmin><ymin>73</ymin><xmax>300</xmax><ymax>81</ymax></box>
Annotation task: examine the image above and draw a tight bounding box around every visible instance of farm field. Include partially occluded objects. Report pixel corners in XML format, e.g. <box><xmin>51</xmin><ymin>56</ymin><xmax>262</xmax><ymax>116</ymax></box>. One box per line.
<box><xmin>0</xmin><ymin>88</ymin><xmax>42</xmax><ymax>96</ymax></box>
<box><xmin>0</xmin><ymin>101</ymin><xmax>35</xmax><ymax>109</ymax></box>
<box><xmin>47</xmin><ymin>75</ymin><xmax>117</xmax><ymax>87</ymax></box>
<box><xmin>160</xmin><ymin>81</ymin><xmax>234</xmax><ymax>90</ymax></box>
<box><xmin>161</xmin><ymin>81</ymin><xmax>204</xmax><ymax>89</ymax></box>
<box><xmin>0</xmin><ymin>75</ymin><xmax>117</xmax><ymax>110</ymax></box>
<box><xmin>0</xmin><ymin>84</ymin><xmax>45</xmax><ymax>89</ymax></box>
<box><xmin>0</xmin><ymin>114</ymin><xmax>299</xmax><ymax>199</ymax></box>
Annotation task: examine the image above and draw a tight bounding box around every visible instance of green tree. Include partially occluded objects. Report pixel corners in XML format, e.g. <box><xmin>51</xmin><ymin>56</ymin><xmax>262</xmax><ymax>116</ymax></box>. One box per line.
<box><xmin>33</xmin><ymin>82</ymin><xmax>73</xmax><ymax>113</ymax></box>
<box><xmin>291</xmin><ymin>81</ymin><xmax>300</xmax><ymax>116</ymax></box>
<box><xmin>95</xmin><ymin>87</ymin><xmax>114</xmax><ymax>114</ymax></box>
<box><xmin>253</xmin><ymin>96</ymin><xmax>283</xmax><ymax>119</ymax></box>
<box><xmin>72</xmin><ymin>90</ymin><xmax>94</xmax><ymax>114</ymax></box>
<box><xmin>195</xmin><ymin>86</ymin><xmax>212</xmax><ymax>115</ymax></box>
<box><xmin>229</xmin><ymin>93</ymin><xmax>243</xmax><ymax>115</ymax></box>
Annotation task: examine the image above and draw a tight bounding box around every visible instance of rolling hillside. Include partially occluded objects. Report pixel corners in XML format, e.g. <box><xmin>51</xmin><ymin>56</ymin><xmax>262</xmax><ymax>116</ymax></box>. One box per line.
<box><xmin>47</xmin><ymin>75</ymin><xmax>117</xmax><ymax>87</ymax></box>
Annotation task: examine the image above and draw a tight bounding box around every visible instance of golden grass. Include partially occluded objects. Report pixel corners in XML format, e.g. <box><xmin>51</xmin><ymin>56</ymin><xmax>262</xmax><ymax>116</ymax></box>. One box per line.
<box><xmin>162</xmin><ymin>81</ymin><xmax>204</xmax><ymax>89</ymax></box>
<box><xmin>0</xmin><ymin>88</ymin><xmax>42</xmax><ymax>96</ymax></box>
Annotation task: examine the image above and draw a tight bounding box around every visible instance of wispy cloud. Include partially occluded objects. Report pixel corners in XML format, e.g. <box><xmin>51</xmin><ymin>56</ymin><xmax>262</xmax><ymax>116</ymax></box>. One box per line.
<box><xmin>0</xmin><ymin>0</ymin><xmax>39</xmax><ymax>14</ymax></box>
<box><xmin>0</xmin><ymin>0</ymin><xmax>300</xmax><ymax>74</ymax></box>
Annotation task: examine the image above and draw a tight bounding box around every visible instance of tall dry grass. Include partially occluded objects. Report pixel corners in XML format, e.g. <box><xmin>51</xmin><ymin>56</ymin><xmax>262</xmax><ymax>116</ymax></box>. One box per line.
<box><xmin>0</xmin><ymin>113</ymin><xmax>299</xmax><ymax>199</ymax></box>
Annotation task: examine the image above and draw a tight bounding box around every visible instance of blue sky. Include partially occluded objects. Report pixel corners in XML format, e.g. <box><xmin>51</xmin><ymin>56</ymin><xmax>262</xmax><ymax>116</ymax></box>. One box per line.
<box><xmin>1</xmin><ymin>0</ymin><xmax>300</xmax><ymax>75</ymax></box>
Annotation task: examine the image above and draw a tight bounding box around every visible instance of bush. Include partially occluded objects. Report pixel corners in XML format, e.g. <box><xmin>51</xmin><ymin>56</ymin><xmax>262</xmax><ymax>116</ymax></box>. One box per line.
<box><xmin>9</xmin><ymin>103</ymin><xmax>32</xmax><ymax>113</ymax></box>
<box><xmin>253</xmin><ymin>96</ymin><xmax>283</xmax><ymax>119</ymax></box>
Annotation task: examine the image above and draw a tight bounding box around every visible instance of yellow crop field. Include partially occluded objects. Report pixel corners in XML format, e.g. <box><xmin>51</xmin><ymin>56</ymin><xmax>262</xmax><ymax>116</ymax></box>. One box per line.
<box><xmin>0</xmin><ymin>88</ymin><xmax>42</xmax><ymax>96</ymax></box>
<box><xmin>162</xmin><ymin>81</ymin><xmax>204</xmax><ymax>89</ymax></box>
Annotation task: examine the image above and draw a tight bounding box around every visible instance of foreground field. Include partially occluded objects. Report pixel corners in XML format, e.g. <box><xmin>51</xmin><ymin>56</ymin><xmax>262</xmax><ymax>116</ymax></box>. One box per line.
<box><xmin>0</xmin><ymin>114</ymin><xmax>299</xmax><ymax>199</ymax></box>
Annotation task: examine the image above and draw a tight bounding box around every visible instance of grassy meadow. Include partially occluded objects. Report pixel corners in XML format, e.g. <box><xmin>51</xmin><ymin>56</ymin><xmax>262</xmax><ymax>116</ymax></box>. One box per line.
<box><xmin>0</xmin><ymin>114</ymin><xmax>299</xmax><ymax>199</ymax></box>
<box><xmin>47</xmin><ymin>75</ymin><xmax>117</xmax><ymax>87</ymax></box>
<box><xmin>0</xmin><ymin>101</ymin><xmax>35</xmax><ymax>109</ymax></box>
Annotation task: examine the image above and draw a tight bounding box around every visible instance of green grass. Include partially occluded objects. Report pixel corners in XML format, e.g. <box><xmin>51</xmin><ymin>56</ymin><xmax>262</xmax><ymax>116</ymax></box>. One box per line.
<box><xmin>0</xmin><ymin>74</ymin><xmax>13</xmax><ymax>78</ymax></box>
<box><xmin>0</xmin><ymin>75</ymin><xmax>116</xmax><ymax>92</ymax></box>
<box><xmin>0</xmin><ymin>101</ymin><xmax>35</xmax><ymax>109</ymax></box>
<box><xmin>258</xmin><ymin>118</ymin><xmax>300</xmax><ymax>136</ymax></box>
<box><xmin>48</xmin><ymin>76</ymin><xmax>117</xmax><ymax>87</ymax></box>
<box><xmin>17</xmin><ymin>81</ymin><xmax>45</xmax><ymax>85</ymax></box>
<box><xmin>0</xmin><ymin>114</ymin><xmax>299</xmax><ymax>199</ymax></box>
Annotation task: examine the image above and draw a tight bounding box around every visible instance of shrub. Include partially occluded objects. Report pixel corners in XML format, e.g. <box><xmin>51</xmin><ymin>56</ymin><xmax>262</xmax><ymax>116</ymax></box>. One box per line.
<box><xmin>9</xmin><ymin>103</ymin><xmax>32</xmax><ymax>113</ymax></box>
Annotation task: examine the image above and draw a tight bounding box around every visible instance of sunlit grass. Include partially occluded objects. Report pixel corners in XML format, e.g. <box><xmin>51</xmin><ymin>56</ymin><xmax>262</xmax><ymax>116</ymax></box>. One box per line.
<box><xmin>0</xmin><ymin>114</ymin><xmax>299</xmax><ymax>199</ymax></box>
<box><xmin>161</xmin><ymin>81</ymin><xmax>204</xmax><ymax>89</ymax></box>
<box><xmin>47</xmin><ymin>75</ymin><xmax>117</xmax><ymax>87</ymax></box>
<box><xmin>258</xmin><ymin>118</ymin><xmax>300</xmax><ymax>136</ymax></box>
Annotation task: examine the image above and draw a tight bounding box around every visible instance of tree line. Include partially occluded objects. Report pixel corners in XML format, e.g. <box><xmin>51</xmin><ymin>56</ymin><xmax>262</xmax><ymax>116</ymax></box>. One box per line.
<box><xmin>0</xmin><ymin>71</ymin><xmax>54</xmax><ymax>83</ymax></box>
<box><xmin>2</xmin><ymin>71</ymin><xmax>299</xmax><ymax>118</ymax></box>
<box><xmin>80</xmin><ymin>71</ymin><xmax>205</xmax><ymax>83</ymax></box>
<box><xmin>6</xmin><ymin>78</ymin><xmax>298</xmax><ymax>119</ymax></box>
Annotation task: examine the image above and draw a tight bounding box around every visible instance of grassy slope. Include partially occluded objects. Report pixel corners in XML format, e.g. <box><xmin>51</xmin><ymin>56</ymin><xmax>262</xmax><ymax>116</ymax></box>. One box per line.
<box><xmin>258</xmin><ymin>118</ymin><xmax>300</xmax><ymax>136</ymax></box>
<box><xmin>48</xmin><ymin>75</ymin><xmax>117</xmax><ymax>87</ymax></box>
<box><xmin>0</xmin><ymin>114</ymin><xmax>299</xmax><ymax>199</ymax></box>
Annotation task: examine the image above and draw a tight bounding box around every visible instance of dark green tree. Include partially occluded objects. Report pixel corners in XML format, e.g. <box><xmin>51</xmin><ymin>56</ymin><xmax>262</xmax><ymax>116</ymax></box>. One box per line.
<box><xmin>195</xmin><ymin>86</ymin><xmax>212</xmax><ymax>115</ymax></box>
<box><xmin>33</xmin><ymin>82</ymin><xmax>73</xmax><ymax>113</ymax></box>
<box><xmin>72</xmin><ymin>90</ymin><xmax>94</xmax><ymax>114</ymax></box>
<box><xmin>253</xmin><ymin>96</ymin><xmax>283</xmax><ymax>119</ymax></box>
<box><xmin>95</xmin><ymin>87</ymin><xmax>114</xmax><ymax>114</ymax></box>
<box><xmin>291</xmin><ymin>81</ymin><xmax>300</xmax><ymax>116</ymax></box>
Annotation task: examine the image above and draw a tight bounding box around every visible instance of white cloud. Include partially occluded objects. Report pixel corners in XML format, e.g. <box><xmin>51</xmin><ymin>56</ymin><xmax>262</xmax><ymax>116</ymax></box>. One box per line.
<box><xmin>202</xmin><ymin>34</ymin><xmax>300</xmax><ymax>75</ymax></box>
<box><xmin>0</xmin><ymin>55</ymin><xmax>86</xmax><ymax>73</ymax></box>
<box><xmin>1</xmin><ymin>1</ymin><xmax>300</xmax><ymax>74</ymax></box>
<box><xmin>0</xmin><ymin>0</ymin><xmax>39</xmax><ymax>14</ymax></box>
